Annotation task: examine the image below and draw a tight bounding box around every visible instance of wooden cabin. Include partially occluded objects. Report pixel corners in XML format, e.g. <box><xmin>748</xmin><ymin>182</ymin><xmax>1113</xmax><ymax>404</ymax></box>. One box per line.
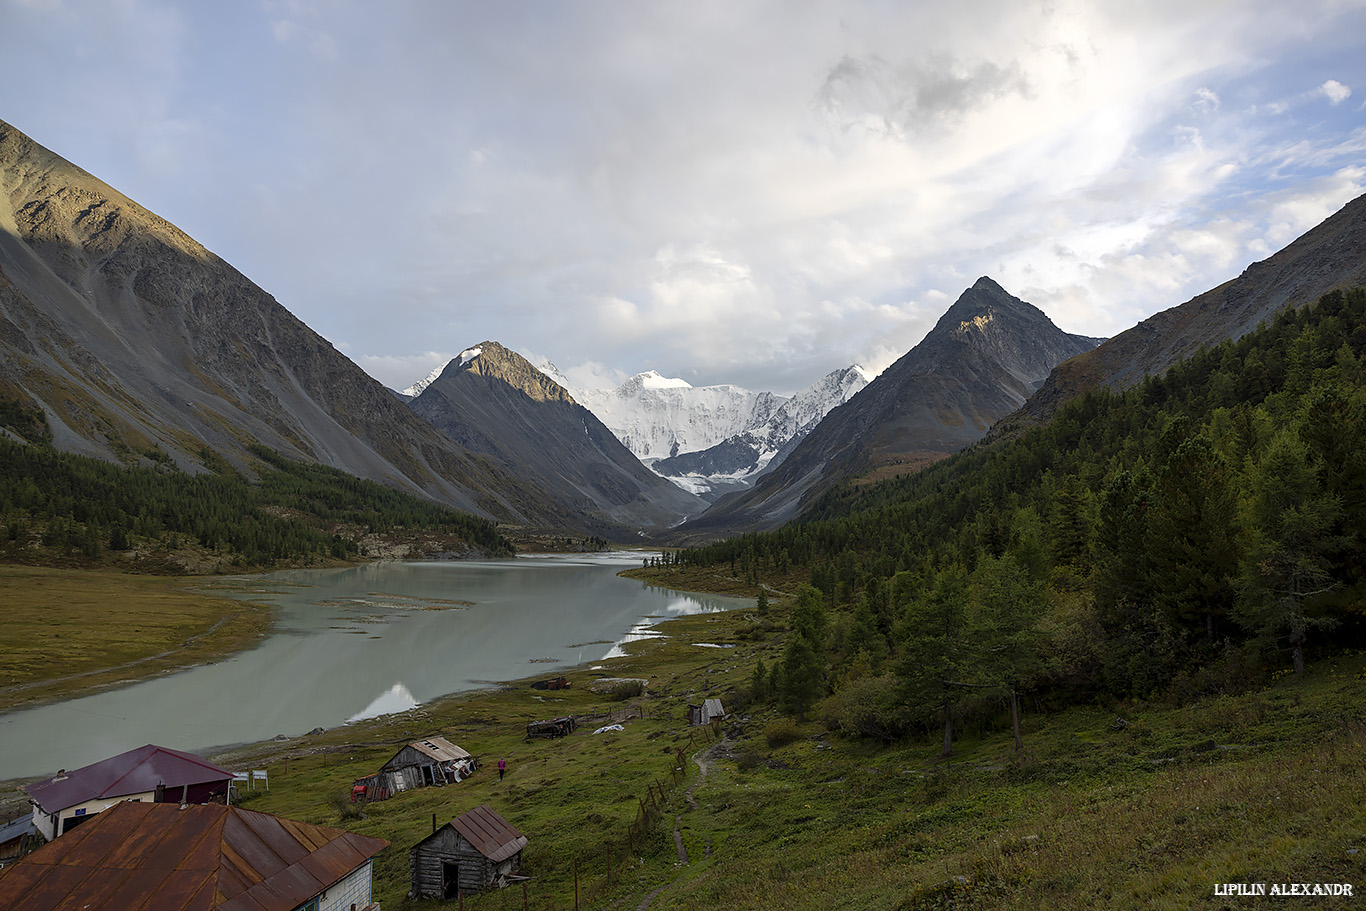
<box><xmin>409</xmin><ymin>803</ymin><xmax>528</xmax><ymax>900</ymax></box>
<box><xmin>0</xmin><ymin>816</ymin><xmax>36</xmax><ymax>866</ymax></box>
<box><xmin>688</xmin><ymin>698</ymin><xmax>727</xmax><ymax>726</ymax></box>
<box><xmin>352</xmin><ymin>736</ymin><xmax>475</xmax><ymax>802</ymax></box>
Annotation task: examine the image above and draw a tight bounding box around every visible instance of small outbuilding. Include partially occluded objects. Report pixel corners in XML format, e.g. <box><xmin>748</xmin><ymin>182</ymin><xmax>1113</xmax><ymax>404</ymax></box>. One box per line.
<box><xmin>352</xmin><ymin>736</ymin><xmax>476</xmax><ymax>802</ymax></box>
<box><xmin>688</xmin><ymin>698</ymin><xmax>727</xmax><ymax>726</ymax></box>
<box><xmin>409</xmin><ymin>803</ymin><xmax>528</xmax><ymax>900</ymax></box>
<box><xmin>0</xmin><ymin>816</ymin><xmax>36</xmax><ymax>865</ymax></box>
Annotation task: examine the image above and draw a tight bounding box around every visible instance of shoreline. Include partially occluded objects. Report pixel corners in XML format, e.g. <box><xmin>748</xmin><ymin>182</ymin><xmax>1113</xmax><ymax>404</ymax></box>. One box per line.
<box><xmin>0</xmin><ymin>567</ymin><xmax>277</xmax><ymax>716</ymax></box>
<box><xmin>0</xmin><ymin>556</ymin><xmax>759</xmax><ymax>814</ymax></box>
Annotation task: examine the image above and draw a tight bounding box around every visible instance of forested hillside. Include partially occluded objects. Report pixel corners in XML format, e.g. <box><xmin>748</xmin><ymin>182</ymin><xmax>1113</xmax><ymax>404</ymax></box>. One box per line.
<box><xmin>0</xmin><ymin>431</ymin><xmax>514</xmax><ymax>571</ymax></box>
<box><xmin>663</xmin><ymin>288</ymin><xmax>1366</xmax><ymax>749</ymax></box>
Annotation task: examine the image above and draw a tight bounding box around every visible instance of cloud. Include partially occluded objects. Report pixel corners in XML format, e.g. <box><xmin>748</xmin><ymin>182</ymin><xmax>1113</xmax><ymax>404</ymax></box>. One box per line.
<box><xmin>817</xmin><ymin>52</ymin><xmax>1030</xmax><ymax>139</ymax></box>
<box><xmin>352</xmin><ymin>351</ymin><xmax>456</xmax><ymax>393</ymax></box>
<box><xmin>1194</xmin><ymin>87</ymin><xmax>1221</xmax><ymax>113</ymax></box>
<box><xmin>1319</xmin><ymin>79</ymin><xmax>1351</xmax><ymax>105</ymax></box>
<box><xmin>1</xmin><ymin>0</ymin><xmax>1364</xmax><ymax>398</ymax></box>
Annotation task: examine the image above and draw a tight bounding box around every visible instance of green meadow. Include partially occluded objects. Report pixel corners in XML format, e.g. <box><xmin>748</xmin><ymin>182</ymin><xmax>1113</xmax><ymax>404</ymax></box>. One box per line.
<box><xmin>202</xmin><ymin>587</ymin><xmax>1365</xmax><ymax>911</ymax></box>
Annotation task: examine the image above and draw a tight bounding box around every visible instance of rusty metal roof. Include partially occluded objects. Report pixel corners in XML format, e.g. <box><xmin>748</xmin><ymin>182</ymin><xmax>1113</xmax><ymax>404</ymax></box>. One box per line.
<box><xmin>405</xmin><ymin>736</ymin><xmax>472</xmax><ymax>764</ymax></box>
<box><xmin>24</xmin><ymin>744</ymin><xmax>234</xmax><ymax>813</ymax></box>
<box><xmin>448</xmin><ymin>804</ymin><xmax>527</xmax><ymax>864</ymax></box>
<box><xmin>0</xmin><ymin>799</ymin><xmax>388</xmax><ymax>911</ymax></box>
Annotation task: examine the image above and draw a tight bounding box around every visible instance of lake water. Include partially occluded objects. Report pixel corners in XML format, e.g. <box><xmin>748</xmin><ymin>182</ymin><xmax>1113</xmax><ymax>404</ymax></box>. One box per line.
<box><xmin>0</xmin><ymin>553</ymin><xmax>750</xmax><ymax>780</ymax></box>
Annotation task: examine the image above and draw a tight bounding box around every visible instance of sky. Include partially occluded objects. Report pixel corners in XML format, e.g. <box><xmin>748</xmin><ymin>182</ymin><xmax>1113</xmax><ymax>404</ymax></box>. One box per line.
<box><xmin>1</xmin><ymin>1</ymin><xmax>1365</xmax><ymax>396</ymax></box>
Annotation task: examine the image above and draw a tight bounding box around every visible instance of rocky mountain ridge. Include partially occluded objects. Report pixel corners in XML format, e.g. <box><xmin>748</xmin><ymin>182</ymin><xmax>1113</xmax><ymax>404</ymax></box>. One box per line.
<box><xmin>651</xmin><ymin>364</ymin><xmax>873</xmax><ymax>498</ymax></box>
<box><xmin>1008</xmin><ymin>192</ymin><xmax>1366</xmax><ymax>430</ymax></box>
<box><xmin>0</xmin><ymin>118</ymin><xmax>629</xmax><ymax>534</ymax></box>
<box><xmin>674</xmin><ymin>278</ymin><xmax>1105</xmax><ymax>537</ymax></box>
<box><xmin>571</xmin><ymin>373</ymin><xmax>786</xmax><ymax>465</ymax></box>
<box><xmin>407</xmin><ymin>342</ymin><xmax>706</xmax><ymax>531</ymax></box>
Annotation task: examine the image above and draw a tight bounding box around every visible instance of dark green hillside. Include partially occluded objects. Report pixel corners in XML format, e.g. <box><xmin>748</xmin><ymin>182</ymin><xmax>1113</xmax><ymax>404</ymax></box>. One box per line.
<box><xmin>0</xmin><ymin>435</ymin><xmax>513</xmax><ymax>571</ymax></box>
<box><xmin>660</xmin><ymin>288</ymin><xmax>1366</xmax><ymax>741</ymax></box>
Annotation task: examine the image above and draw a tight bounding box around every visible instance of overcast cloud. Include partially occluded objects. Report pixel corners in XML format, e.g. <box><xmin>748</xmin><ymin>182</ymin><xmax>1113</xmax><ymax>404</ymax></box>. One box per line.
<box><xmin>1</xmin><ymin>0</ymin><xmax>1364</xmax><ymax>394</ymax></box>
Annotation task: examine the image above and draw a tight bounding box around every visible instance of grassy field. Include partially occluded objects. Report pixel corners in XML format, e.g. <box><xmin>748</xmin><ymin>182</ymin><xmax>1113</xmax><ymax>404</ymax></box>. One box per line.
<box><xmin>193</xmin><ymin>584</ymin><xmax>1364</xmax><ymax>911</ymax></box>
<box><xmin>0</xmin><ymin>565</ymin><xmax>270</xmax><ymax>713</ymax></box>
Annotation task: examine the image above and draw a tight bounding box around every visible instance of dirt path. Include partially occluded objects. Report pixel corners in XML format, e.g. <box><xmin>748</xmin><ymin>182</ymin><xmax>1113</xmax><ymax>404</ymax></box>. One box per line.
<box><xmin>636</xmin><ymin>734</ymin><xmax>728</xmax><ymax>910</ymax></box>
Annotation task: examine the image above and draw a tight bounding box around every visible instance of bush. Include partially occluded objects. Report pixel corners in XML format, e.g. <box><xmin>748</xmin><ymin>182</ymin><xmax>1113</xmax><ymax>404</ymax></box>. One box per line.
<box><xmin>328</xmin><ymin>789</ymin><xmax>366</xmax><ymax>821</ymax></box>
<box><xmin>816</xmin><ymin>673</ymin><xmax>909</xmax><ymax>743</ymax></box>
<box><xmin>606</xmin><ymin>679</ymin><xmax>645</xmax><ymax>701</ymax></box>
<box><xmin>764</xmin><ymin>719</ymin><xmax>802</xmax><ymax>748</ymax></box>
<box><xmin>736</xmin><ymin>745</ymin><xmax>764</xmax><ymax>771</ymax></box>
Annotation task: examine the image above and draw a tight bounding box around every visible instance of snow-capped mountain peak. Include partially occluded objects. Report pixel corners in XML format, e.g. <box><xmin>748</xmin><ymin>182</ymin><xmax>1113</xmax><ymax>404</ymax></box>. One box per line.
<box><xmin>646</xmin><ymin>364</ymin><xmax>873</xmax><ymax>496</ymax></box>
<box><xmin>630</xmin><ymin>370</ymin><xmax>692</xmax><ymax>391</ymax></box>
<box><xmin>401</xmin><ymin>363</ymin><xmax>448</xmax><ymax>398</ymax></box>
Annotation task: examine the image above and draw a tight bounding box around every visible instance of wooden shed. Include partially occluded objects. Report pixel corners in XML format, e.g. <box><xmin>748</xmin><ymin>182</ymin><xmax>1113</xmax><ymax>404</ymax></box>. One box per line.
<box><xmin>688</xmin><ymin>698</ymin><xmax>727</xmax><ymax>726</ymax></box>
<box><xmin>352</xmin><ymin>736</ymin><xmax>475</xmax><ymax>802</ymax></box>
<box><xmin>409</xmin><ymin>804</ymin><xmax>528</xmax><ymax>900</ymax></box>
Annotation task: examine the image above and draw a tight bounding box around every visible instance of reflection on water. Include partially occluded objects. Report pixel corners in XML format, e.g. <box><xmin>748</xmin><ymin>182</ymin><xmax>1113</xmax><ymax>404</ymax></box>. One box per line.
<box><xmin>0</xmin><ymin>552</ymin><xmax>750</xmax><ymax>780</ymax></box>
<box><xmin>348</xmin><ymin>682</ymin><xmax>419</xmax><ymax>722</ymax></box>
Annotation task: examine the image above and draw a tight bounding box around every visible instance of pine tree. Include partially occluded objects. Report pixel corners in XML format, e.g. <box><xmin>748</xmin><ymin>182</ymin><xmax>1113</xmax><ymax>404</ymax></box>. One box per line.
<box><xmin>897</xmin><ymin>564</ymin><xmax>973</xmax><ymax>757</ymax></box>
<box><xmin>1236</xmin><ymin>429</ymin><xmax>1343</xmax><ymax>674</ymax></box>
<box><xmin>972</xmin><ymin>553</ymin><xmax>1047</xmax><ymax>750</ymax></box>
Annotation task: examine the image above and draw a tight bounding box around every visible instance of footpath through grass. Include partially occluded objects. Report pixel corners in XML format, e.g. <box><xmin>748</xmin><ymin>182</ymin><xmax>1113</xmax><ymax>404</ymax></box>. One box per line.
<box><xmin>208</xmin><ymin>588</ymin><xmax>1365</xmax><ymax>911</ymax></box>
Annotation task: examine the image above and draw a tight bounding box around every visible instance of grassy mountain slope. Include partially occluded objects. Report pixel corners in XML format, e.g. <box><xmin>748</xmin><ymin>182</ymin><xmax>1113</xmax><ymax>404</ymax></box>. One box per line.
<box><xmin>0</xmin><ymin>429</ymin><xmax>513</xmax><ymax>574</ymax></box>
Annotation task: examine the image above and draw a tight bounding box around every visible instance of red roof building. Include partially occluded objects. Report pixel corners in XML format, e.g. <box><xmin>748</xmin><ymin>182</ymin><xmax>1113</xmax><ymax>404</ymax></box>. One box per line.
<box><xmin>24</xmin><ymin>744</ymin><xmax>235</xmax><ymax>842</ymax></box>
<box><xmin>0</xmin><ymin>800</ymin><xmax>388</xmax><ymax>911</ymax></box>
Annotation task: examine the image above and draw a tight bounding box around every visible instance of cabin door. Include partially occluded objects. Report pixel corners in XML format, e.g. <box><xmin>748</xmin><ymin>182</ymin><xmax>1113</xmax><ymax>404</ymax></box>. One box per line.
<box><xmin>442</xmin><ymin>861</ymin><xmax>461</xmax><ymax>900</ymax></box>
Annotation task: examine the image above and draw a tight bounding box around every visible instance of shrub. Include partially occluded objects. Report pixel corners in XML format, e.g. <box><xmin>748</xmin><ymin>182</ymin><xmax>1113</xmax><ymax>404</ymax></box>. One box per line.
<box><xmin>606</xmin><ymin>679</ymin><xmax>645</xmax><ymax>701</ymax></box>
<box><xmin>764</xmin><ymin>719</ymin><xmax>802</xmax><ymax>748</ymax></box>
<box><xmin>736</xmin><ymin>745</ymin><xmax>764</xmax><ymax>771</ymax></box>
<box><xmin>328</xmin><ymin>789</ymin><xmax>366</xmax><ymax>821</ymax></box>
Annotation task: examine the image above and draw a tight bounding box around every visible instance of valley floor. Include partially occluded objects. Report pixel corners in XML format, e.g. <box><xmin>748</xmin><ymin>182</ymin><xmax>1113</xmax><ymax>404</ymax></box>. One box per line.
<box><xmin>5</xmin><ymin>566</ymin><xmax>1363</xmax><ymax>910</ymax></box>
<box><xmin>0</xmin><ymin>565</ymin><xmax>271</xmax><ymax>714</ymax></box>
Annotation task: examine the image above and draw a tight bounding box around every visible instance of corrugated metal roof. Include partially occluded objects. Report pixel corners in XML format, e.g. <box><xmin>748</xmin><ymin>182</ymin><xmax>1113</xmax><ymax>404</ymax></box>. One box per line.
<box><xmin>0</xmin><ymin>799</ymin><xmax>387</xmax><ymax>911</ymax></box>
<box><xmin>0</xmin><ymin>815</ymin><xmax>35</xmax><ymax>845</ymax></box>
<box><xmin>405</xmin><ymin>736</ymin><xmax>472</xmax><ymax>764</ymax></box>
<box><xmin>24</xmin><ymin>744</ymin><xmax>234</xmax><ymax>813</ymax></box>
<box><xmin>449</xmin><ymin>804</ymin><xmax>527</xmax><ymax>864</ymax></box>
